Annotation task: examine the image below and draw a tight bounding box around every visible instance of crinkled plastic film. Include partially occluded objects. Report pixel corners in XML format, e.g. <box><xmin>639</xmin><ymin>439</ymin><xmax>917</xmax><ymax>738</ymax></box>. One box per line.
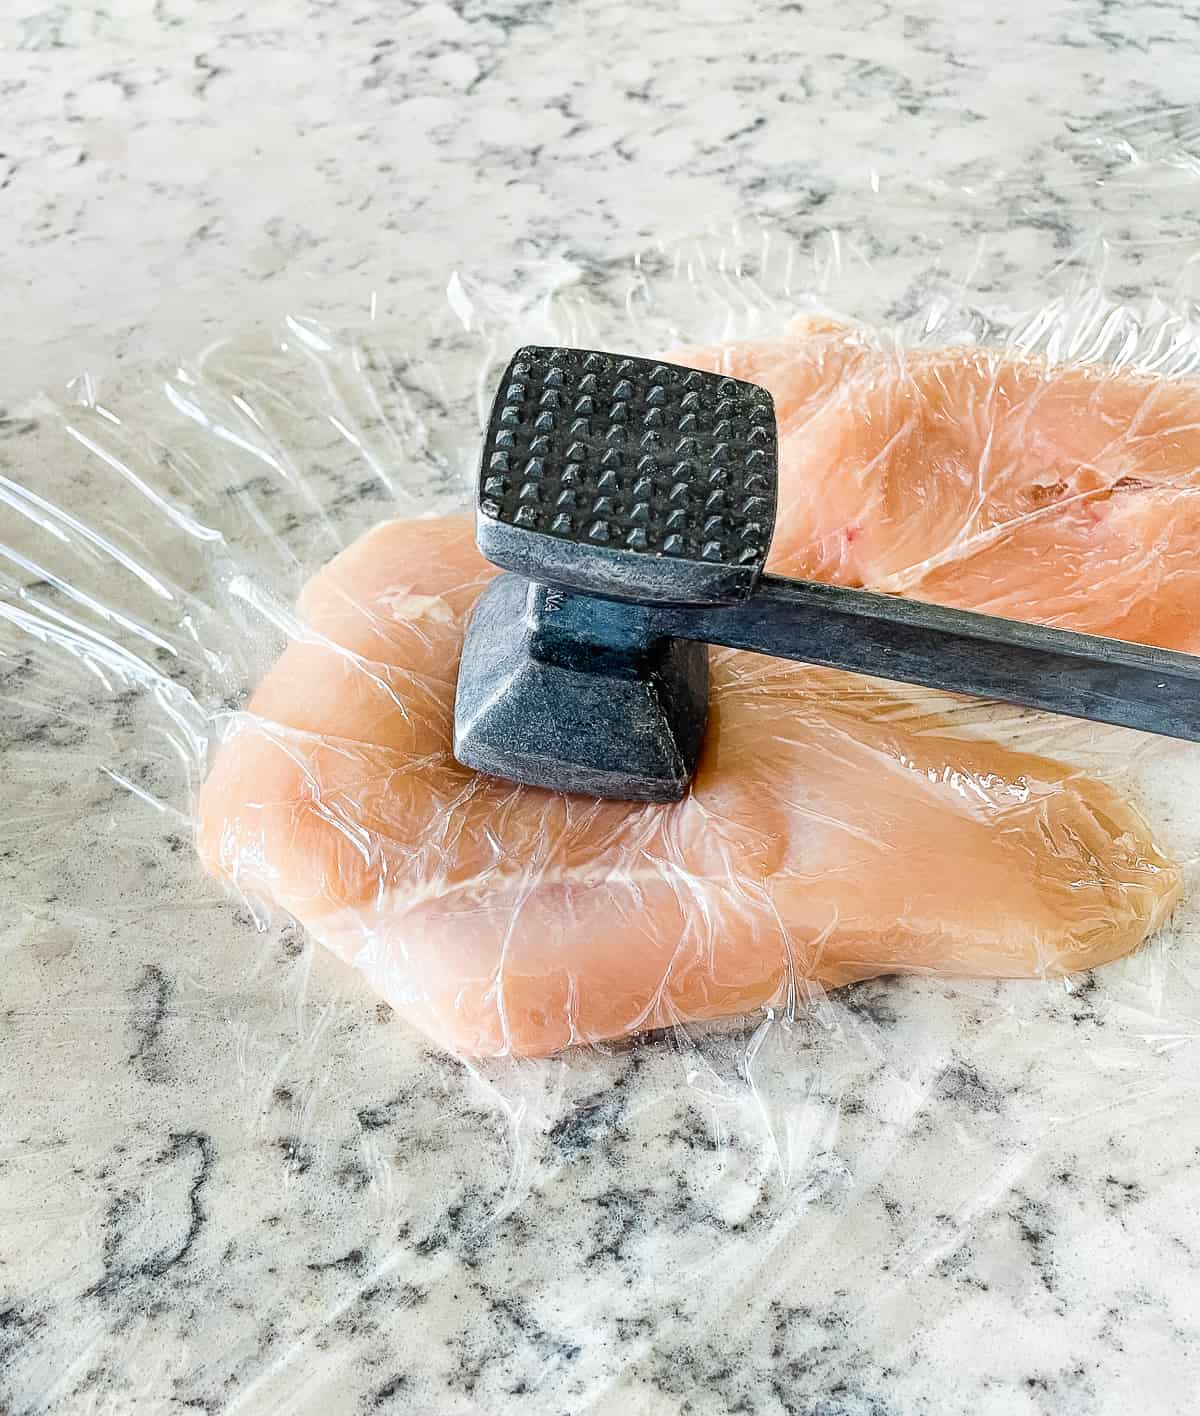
<box><xmin>8</xmin><ymin>113</ymin><xmax>1200</xmax><ymax>1408</ymax></box>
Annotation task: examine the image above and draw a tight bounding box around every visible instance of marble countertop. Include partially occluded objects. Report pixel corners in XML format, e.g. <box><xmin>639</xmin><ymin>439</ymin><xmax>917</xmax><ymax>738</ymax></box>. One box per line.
<box><xmin>5</xmin><ymin>2</ymin><xmax>1200</xmax><ymax>1413</ymax></box>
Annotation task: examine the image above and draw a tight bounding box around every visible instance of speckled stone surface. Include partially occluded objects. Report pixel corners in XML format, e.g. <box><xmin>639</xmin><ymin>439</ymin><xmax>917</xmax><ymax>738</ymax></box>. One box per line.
<box><xmin>5</xmin><ymin>4</ymin><xmax>1200</xmax><ymax>1414</ymax></box>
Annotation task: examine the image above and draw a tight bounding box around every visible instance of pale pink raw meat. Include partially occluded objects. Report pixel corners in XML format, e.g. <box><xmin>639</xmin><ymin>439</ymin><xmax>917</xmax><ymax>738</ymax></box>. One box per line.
<box><xmin>197</xmin><ymin>512</ymin><xmax>1180</xmax><ymax>1058</ymax></box>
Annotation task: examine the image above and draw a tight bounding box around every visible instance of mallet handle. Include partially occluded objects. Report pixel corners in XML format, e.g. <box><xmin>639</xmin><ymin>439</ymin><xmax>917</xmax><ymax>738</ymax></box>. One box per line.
<box><xmin>655</xmin><ymin>574</ymin><xmax>1200</xmax><ymax>743</ymax></box>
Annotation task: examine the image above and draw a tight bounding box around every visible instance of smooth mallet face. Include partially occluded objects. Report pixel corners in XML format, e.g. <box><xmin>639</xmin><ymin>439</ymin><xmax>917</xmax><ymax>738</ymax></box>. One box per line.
<box><xmin>476</xmin><ymin>346</ymin><xmax>779</xmax><ymax>606</ymax></box>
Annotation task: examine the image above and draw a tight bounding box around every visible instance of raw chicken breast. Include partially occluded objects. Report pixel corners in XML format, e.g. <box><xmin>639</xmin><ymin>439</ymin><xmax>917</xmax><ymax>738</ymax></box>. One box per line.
<box><xmin>681</xmin><ymin>320</ymin><xmax>1200</xmax><ymax>651</ymax></box>
<box><xmin>197</xmin><ymin>516</ymin><xmax>1180</xmax><ymax>1057</ymax></box>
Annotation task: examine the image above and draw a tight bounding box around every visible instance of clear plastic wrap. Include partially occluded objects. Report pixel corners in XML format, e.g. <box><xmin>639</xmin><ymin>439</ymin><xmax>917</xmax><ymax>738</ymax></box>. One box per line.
<box><xmin>8</xmin><ymin>114</ymin><xmax>1200</xmax><ymax>1410</ymax></box>
<box><xmin>196</xmin><ymin>506</ymin><xmax>1183</xmax><ymax>1060</ymax></box>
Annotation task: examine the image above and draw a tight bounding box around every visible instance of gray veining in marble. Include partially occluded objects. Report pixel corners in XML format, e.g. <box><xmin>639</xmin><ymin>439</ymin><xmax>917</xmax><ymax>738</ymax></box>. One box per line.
<box><xmin>4</xmin><ymin>3</ymin><xmax>1200</xmax><ymax>1414</ymax></box>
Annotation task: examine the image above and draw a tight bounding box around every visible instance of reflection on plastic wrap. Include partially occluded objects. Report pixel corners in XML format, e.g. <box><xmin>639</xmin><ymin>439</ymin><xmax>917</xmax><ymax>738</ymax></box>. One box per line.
<box><xmin>7</xmin><ymin>124</ymin><xmax>1200</xmax><ymax>1405</ymax></box>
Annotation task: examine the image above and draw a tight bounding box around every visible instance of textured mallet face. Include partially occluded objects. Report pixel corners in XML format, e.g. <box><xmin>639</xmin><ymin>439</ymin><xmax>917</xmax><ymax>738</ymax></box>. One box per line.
<box><xmin>475</xmin><ymin>346</ymin><xmax>779</xmax><ymax>605</ymax></box>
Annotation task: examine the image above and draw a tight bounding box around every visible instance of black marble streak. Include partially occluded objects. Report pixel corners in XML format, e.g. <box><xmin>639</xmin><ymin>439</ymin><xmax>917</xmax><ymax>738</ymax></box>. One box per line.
<box><xmin>128</xmin><ymin>964</ymin><xmax>172</xmax><ymax>1082</ymax></box>
<box><xmin>86</xmin><ymin>1132</ymin><xmax>214</xmax><ymax>1300</ymax></box>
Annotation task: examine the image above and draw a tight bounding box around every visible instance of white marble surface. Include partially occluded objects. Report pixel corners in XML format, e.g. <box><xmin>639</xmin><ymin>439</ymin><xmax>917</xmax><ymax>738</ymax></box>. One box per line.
<box><xmin>5</xmin><ymin>3</ymin><xmax>1200</xmax><ymax>1414</ymax></box>
<box><xmin>2</xmin><ymin>0</ymin><xmax>1198</xmax><ymax>398</ymax></box>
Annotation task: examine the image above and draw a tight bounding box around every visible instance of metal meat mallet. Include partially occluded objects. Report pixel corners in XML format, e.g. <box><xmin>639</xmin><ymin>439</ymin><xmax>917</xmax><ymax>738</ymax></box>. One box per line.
<box><xmin>453</xmin><ymin>346</ymin><xmax>1200</xmax><ymax>802</ymax></box>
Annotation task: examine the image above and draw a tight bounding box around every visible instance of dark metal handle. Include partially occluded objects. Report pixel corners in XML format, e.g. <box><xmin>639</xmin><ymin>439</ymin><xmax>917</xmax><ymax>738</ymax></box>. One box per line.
<box><xmin>655</xmin><ymin>574</ymin><xmax>1200</xmax><ymax>742</ymax></box>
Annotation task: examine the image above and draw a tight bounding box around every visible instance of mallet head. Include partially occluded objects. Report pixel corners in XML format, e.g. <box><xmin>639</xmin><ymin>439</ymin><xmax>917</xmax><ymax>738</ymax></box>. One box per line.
<box><xmin>454</xmin><ymin>346</ymin><xmax>779</xmax><ymax>800</ymax></box>
<box><xmin>474</xmin><ymin>346</ymin><xmax>778</xmax><ymax>605</ymax></box>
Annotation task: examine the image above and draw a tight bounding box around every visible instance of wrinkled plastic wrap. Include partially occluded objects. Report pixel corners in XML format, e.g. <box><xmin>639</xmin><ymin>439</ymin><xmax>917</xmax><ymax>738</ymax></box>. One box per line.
<box><xmin>194</xmin><ymin>502</ymin><xmax>1183</xmax><ymax>1061</ymax></box>
<box><xmin>8</xmin><ymin>113</ymin><xmax>1200</xmax><ymax>1408</ymax></box>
